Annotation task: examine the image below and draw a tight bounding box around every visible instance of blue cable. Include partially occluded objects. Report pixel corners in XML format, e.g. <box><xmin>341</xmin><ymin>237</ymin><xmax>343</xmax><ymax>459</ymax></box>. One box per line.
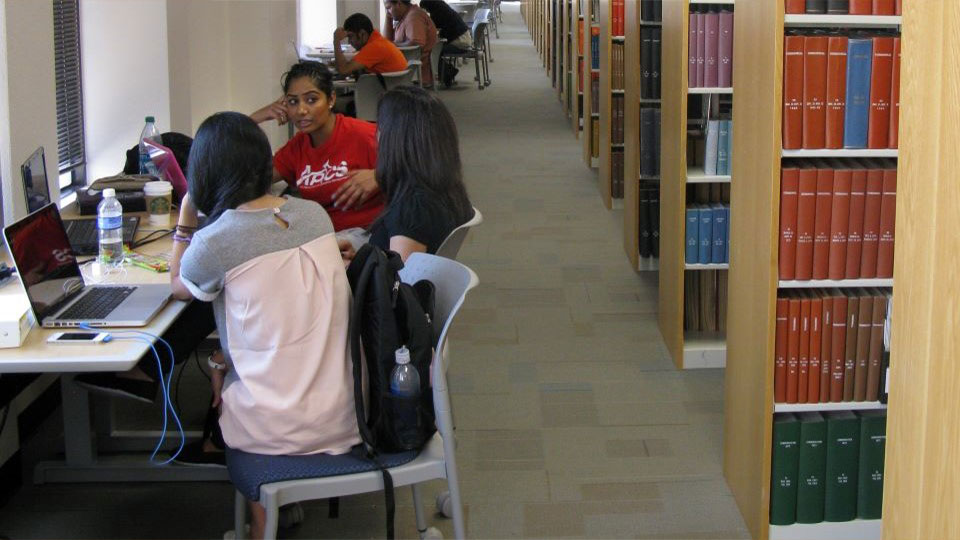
<box><xmin>78</xmin><ymin>323</ymin><xmax>185</xmax><ymax>464</ymax></box>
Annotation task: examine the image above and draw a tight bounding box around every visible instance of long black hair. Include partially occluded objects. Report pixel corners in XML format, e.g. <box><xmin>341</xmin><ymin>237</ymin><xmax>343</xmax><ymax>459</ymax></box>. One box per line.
<box><xmin>187</xmin><ymin>112</ymin><xmax>273</xmax><ymax>221</ymax></box>
<box><xmin>281</xmin><ymin>61</ymin><xmax>334</xmax><ymax>98</ymax></box>
<box><xmin>375</xmin><ymin>86</ymin><xmax>471</xmax><ymax>222</ymax></box>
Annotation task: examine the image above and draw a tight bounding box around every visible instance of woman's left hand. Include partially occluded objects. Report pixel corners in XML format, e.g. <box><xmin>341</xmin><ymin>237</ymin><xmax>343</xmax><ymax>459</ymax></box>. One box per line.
<box><xmin>332</xmin><ymin>169</ymin><xmax>379</xmax><ymax>210</ymax></box>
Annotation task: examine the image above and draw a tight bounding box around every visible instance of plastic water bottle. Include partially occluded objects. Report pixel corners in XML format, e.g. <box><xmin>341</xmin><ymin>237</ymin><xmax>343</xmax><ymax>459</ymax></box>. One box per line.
<box><xmin>98</xmin><ymin>188</ymin><xmax>124</xmax><ymax>268</ymax></box>
<box><xmin>390</xmin><ymin>346</ymin><xmax>420</xmax><ymax>398</ymax></box>
<box><xmin>138</xmin><ymin>116</ymin><xmax>161</xmax><ymax>176</ymax></box>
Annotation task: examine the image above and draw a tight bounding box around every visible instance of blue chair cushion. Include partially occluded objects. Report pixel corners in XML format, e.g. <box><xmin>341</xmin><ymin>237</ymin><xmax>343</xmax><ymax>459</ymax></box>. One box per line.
<box><xmin>226</xmin><ymin>444</ymin><xmax>419</xmax><ymax>501</ymax></box>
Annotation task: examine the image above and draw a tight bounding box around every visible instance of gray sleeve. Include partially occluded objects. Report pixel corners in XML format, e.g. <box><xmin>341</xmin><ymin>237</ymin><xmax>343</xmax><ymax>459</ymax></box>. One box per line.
<box><xmin>178</xmin><ymin>234</ymin><xmax>224</xmax><ymax>302</ymax></box>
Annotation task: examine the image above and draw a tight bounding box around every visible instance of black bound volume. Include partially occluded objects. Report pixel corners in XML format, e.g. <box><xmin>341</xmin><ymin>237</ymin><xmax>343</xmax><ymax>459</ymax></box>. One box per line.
<box><xmin>805</xmin><ymin>0</ymin><xmax>828</xmax><ymax>13</ymax></box>
<box><xmin>826</xmin><ymin>0</ymin><xmax>850</xmax><ymax>13</ymax></box>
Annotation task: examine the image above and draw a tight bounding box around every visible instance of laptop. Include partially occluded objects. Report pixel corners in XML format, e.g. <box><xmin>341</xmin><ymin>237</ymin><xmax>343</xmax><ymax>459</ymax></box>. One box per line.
<box><xmin>20</xmin><ymin>147</ymin><xmax>139</xmax><ymax>255</ymax></box>
<box><xmin>3</xmin><ymin>204</ymin><xmax>171</xmax><ymax>328</ymax></box>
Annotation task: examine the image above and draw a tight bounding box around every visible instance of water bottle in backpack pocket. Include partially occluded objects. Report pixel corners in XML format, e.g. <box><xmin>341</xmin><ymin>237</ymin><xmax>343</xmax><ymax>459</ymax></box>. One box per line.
<box><xmin>388</xmin><ymin>346</ymin><xmax>422</xmax><ymax>449</ymax></box>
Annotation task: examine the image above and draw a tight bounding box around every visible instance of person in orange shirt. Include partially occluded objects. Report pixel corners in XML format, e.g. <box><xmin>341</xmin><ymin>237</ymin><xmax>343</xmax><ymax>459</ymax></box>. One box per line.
<box><xmin>332</xmin><ymin>13</ymin><xmax>408</xmax><ymax>76</ymax></box>
<box><xmin>383</xmin><ymin>0</ymin><xmax>439</xmax><ymax>88</ymax></box>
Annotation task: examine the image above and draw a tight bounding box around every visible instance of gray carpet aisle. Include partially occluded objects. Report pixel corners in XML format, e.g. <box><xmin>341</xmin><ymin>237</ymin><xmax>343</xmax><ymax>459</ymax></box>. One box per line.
<box><xmin>0</xmin><ymin>4</ymin><xmax>749</xmax><ymax>539</ymax></box>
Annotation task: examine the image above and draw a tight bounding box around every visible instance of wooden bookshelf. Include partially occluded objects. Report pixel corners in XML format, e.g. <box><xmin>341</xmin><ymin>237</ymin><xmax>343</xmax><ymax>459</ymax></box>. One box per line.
<box><xmin>722</xmin><ymin>4</ymin><xmax>903</xmax><ymax>539</ymax></box>
<box><xmin>572</xmin><ymin>0</ymin><xmax>584</xmax><ymax>139</ymax></box>
<box><xmin>597</xmin><ymin>0</ymin><xmax>617</xmax><ymax>208</ymax></box>
<box><xmin>581</xmin><ymin>0</ymin><xmax>598</xmax><ymax>168</ymax></box>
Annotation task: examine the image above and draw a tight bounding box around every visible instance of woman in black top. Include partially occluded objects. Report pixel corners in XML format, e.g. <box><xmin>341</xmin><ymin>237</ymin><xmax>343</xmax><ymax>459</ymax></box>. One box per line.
<box><xmin>368</xmin><ymin>86</ymin><xmax>472</xmax><ymax>261</ymax></box>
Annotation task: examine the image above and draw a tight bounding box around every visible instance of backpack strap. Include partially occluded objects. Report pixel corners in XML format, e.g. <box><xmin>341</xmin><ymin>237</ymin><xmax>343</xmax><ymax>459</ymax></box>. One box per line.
<box><xmin>349</xmin><ymin>254</ymin><xmax>378</xmax><ymax>448</ymax></box>
<box><xmin>367</xmin><ymin>451</ymin><xmax>396</xmax><ymax>540</ymax></box>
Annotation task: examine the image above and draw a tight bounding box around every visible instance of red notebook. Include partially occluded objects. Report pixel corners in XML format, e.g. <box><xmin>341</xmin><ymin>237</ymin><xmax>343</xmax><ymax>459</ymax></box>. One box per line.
<box><xmin>808</xmin><ymin>297</ymin><xmax>824</xmax><ymax>403</ymax></box>
<box><xmin>787</xmin><ymin>298</ymin><xmax>802</xmax><ymax>403</ymax></box>
<box><xmin>782</xmin><ymin>36</ymin><xmax>806</xmax><ymax>150</ymax></box>
<box><xmin>876</xmin><ymin>168</ymin><xmax>897</xmax><ymax>278</ymax></box>
<box><xmin>865</xmin><ymin>296</ymin><xmax>887</xmax><ymax>401</ymax></box>
<box><xmin>850</xmin><ymin>0</ymin><xmax>873</xmax><ymax>13</ymax></box>
<box><xmin>825</xmin><ymin>36</ymin><xmax>849</xmax><ymax>149</ymax></box>
<box><xmin>859</xmin><ymin>166</ymin><xmax>884</xmax><ymax>278</ymax></box>
<box><xmin>828</xmin><ymin>169</ymin><xmax>852</xmax><ymax>280</ymax></box>
<box><xmin>872</xmin><ymin>0</ymin><xmax>895</xmax><ymax>15</ymax></box>
<box><xmin>774</xmin><ymin>297</ymin><xmax>789</xmax><ymax>403</ymax></box>
<box><xmin>802</xmin><ymin>36</ymin><xmax>829</xmax><ymax>149</ymax></box>
<box><xmin>853</xmin><ymin>296</ymin><xmax>874</xmax><ymax>401</ymax></box>
<box><xmin>842</xmin><ymin>296</ymin><xmax>860</xmax><ymax>401</ymax></box>
<box><xmin>819</xmin><ymin>294</ymin><xmax>834</xmax><ymax>402</ymax></box>
<box><xmin>795</xmin><ymin>169</ymin><xmax>818</xmax><ymax>280</ymax></box>
<box><xmin>812</xmin><ymin>167</ymin><xmax>834</xmax><ymax>280</ymax></box>
<box><xmin>779</xmin><ymin>168</ymin><xmax>800</xmax><ymax>280</ymax></box>
<box><xmin>798</xmin><ymin>298</ymin><xmax>811</xmax><ymax>403</ymax></box>
<box><xmin>845</xmin><ymin>169</ymin><xmax>867</xmax><ymax>278</ymax></box>
<box><xmin>889</xmin><ymin>37</ymin><xmax>901</xmax><ymax>148</ymax></box>
<box><xmin>868</xmin><ymin>37</ymin><xmax>895</xmax><ymax>149</ymax></box>
<box><xmin>830</xmin><ymin>295</ymin><xmax>848</xmax><ymax>402</ymax></box>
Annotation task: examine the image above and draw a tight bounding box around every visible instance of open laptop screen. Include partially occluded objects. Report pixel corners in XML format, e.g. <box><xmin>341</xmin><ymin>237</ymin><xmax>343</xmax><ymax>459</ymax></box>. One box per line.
<box><xmin>20</xmin><ymin>147</ymin><xmax>52</xmax><ymax>213</ymax></box>
<box><xmin>3</xmin><ymin>203</ymin><xmax>84</xmax><ymax>321</ymax></box>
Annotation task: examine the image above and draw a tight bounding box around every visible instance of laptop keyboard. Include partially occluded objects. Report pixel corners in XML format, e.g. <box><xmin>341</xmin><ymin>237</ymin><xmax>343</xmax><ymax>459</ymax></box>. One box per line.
<box><xmin>59</xmin><ymin>287</ymin><xmax>136</xmax><ymax>320</ymax></box>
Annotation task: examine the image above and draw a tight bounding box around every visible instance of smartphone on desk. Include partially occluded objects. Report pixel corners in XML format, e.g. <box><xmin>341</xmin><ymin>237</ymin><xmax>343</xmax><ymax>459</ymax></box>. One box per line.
<box><xmin>47</xmin><ymin>331</ymin><xmax>111</xmax><ymax>345</ymax></box>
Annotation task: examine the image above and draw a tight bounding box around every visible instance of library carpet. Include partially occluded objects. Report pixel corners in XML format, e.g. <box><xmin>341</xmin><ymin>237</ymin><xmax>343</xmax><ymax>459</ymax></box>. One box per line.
<box><xmin>0</xmin><ymin>3</ymin><xmax>749</xmax><ymax>539</ymax></box>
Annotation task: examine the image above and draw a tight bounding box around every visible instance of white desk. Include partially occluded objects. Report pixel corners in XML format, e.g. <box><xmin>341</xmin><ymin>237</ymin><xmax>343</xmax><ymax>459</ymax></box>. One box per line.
<box><xmin>0</xmin><ymin>208</ymin><xmax>228</xmax><ymax>483</ymax></box>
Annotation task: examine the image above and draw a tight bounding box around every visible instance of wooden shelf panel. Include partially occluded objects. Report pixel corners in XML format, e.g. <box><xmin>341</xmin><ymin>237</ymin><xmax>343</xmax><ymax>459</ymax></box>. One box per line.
<box><xmin>683</xmin><ymin>332</ymin><xmax>727</xmax><ymax>369</ymax></box>
<box><xmin>687</xmin><ymin>167</ymin><xmax>732</xmax><ymax>183</ymax></box>
<box><xmin>784</xmin><ymin>14</ymin><xmax>901</xmax><ymax>28</ymax></box>
<box><xmin>686</xmin><ymin>263</ymin><xmax>730</xmax><ymax>270</ymax></box>
<box><xmin>690</xmin><ymin>0</ymin><xmax>735</xmax><ymax>4</ymax></box>
<box><xmin>774</xmin><ymin>401</ymin><xmax>887</xmax><ymax>413</ymax></box>
<box><xmin>778</xmin><ymin>278</ymin><xmax>893</xmax><ymax>289</ymax></box>
<box><xmin>781</xmin><ymin>148</ymin><xmax>898</xmax><ymax>158</ymax></box>
<box><xmin>769</xmin><ymin>519</ymin><xmax>882</xmax><ymax>540</ymax></box>
<box><xmin>689</xmin><ymin>87</ymin><xmax>734</xmax><ymax>94</ymax></box>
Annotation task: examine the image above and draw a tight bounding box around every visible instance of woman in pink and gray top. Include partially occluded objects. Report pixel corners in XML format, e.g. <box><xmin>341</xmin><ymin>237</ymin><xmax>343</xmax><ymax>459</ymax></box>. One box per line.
<box><xmin>383</xmin><ymin>0</ymin><xmax>439</xmax><ymax>87</ymax></box>
<box><xmin>171</xmin><ymin>112</ymin><xmax>359</xmax><ymax>538</ymax></box>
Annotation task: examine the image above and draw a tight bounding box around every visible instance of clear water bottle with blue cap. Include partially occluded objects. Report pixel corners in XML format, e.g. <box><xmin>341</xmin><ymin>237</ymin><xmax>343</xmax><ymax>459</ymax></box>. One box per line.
<box><xmin>98</xmin><ymin>188</ymin><xmax>124</xmax><ymax>268</ymax></box>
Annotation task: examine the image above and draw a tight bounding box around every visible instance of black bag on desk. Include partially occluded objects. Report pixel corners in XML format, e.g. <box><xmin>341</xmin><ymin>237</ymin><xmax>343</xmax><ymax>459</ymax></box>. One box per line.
<box><xmin>76</xmin><ymin>188</ymin><xmax>147</xmax><ymax>215</ymax></box>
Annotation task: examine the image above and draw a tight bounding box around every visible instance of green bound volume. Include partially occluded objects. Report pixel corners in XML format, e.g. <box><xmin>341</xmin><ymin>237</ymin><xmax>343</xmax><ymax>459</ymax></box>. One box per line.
<box><xmin>824</xmin><ymin>410</ymin><xmax>861</xmax><ymax>522</ymax></box>
<box><xmin>796</xmin><ymin>412</ymin><xmax>827</xmax><ymax>523</ymax></box>
<box><xmin>857</xmin><ymin>410</ymin><xmax>888</xmax><ymax>519</ymax></box>
<box><xmin>770</xmin><ymin>413</ymin><xmax>801</xmax><ymax>525</ymax></box>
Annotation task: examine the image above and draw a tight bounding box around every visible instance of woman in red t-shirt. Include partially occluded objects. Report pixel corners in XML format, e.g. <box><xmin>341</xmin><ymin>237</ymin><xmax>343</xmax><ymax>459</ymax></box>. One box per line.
<box><xmin>251</xmin><ymin>61</ymin><xmax>384</xmax><ymax>236</ymax></box>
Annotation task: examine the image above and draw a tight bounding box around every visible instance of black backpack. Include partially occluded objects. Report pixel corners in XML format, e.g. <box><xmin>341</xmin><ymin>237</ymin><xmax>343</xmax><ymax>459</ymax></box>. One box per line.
<box><xmin>345</xmin><ymin>244</ymin><xmax>438</xmax><ymax>538</ymax></box>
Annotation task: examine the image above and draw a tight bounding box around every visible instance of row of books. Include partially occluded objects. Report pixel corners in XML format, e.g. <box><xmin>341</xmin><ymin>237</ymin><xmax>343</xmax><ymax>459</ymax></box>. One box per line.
<box><xmin>591</xmin><ymin>74</ymin><xmax>599</xmax><ymax>114</ymax></box>
<box><xmin>640</xmin><ymin>0</ymin><xmax>662</xmax><ymax>23</ymax></box>
<box><xmin>684</xmin><ymin>269</ymin><xmax>728</xmax><ymax>333</ymax></box>
<box><xmin>591</xmin><ymin>117</ymin><xmax>599</xmax><ymax>158</ymax></box>
<box><xmin>686</xmin><ymin>204</ymin><xmax>730</xmax><ymax>265</ymax></box>
<box><xmin>611</xmin><ymin>42</ymin><xmax>624</xmax><ymax>90</ymax></box>
<box><xmin>611</xmin><ymin>94</ymin><xmax>624</xmax><ymax>145</ymax></box>
<box><xmin>779</xmin><ymin>162</ymin><xmax>896</xmax><ymax>281</ymax></box>
<box><xmin>611</xmin><ymin>150</ymin><xmax>624</xmax><ymax>199</ymax></box>
<box><xmin>639</xmin><ymin>107</ymin><xmax>661</xmax><ymax>178</ymax></box>
<box><xmin>638</xmin><ymin>182</ymin><xmax>660</xmax><ymax>259</ymax></box>
<box><xmin>610</xmin><ymin>0</ymin><xmax>625</xmax><ymax>36</ymax></box>
<box><xmin>687</xmin><ymin>10</ymin><xmax>734</xmax><ymax>88</ymax></box>
<box><xmin>785</xmin><ymin>0</ymin><xmax>902</xmax><ymax>15</ymax></box>
<box><xmin>783</xmin><ymin>34</ymin><xmax>900</xmax><ymax>150</ymax></box>
<box><xmin>640</xmin><ymin>27</ymin><xmax>662</xmax><ymax>100</ymax></box>
<box><xmin>771</xmin><ymin>410</ymin><xmax>886</xmax><ymax>525</ymax></box>
<box><xmin>775</xmin><ymin>290</ymin><xmax>890</xmax><ymax>404</ymax></box>
<box><xmin>591</xmin><ymin>27</ymin><xmax>600</xmax><ymax>70</ymax></box>
<box><xmin>704</xmin><ymin>119</ymin><xmax>733</xmax><ymax>176</ymax></box>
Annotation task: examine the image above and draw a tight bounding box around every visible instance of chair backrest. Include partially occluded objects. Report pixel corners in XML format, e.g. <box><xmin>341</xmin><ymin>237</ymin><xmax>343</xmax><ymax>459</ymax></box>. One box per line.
<box><xmin>354</xmin><ymin>68</ymin><xmax>417</xmax><ymax>121</ymax></box>
<box><xmin>435</xmin><ymin>207</ymin><xmax>483</xmax><ymax>260</ymax></box>
<box><xmin>430</xmin><ymin>39</ymin><xmax>446</xmax><ymax>85</ymax></box>
<box><xmin>397</xmin><ymin>44</ymin><xmax>421</xmax><ymax>62</ymax></box>
<box><xmin>471</xmin><ymin>18</ymin><xmax>489</xmax><ymax>48</ymax></box>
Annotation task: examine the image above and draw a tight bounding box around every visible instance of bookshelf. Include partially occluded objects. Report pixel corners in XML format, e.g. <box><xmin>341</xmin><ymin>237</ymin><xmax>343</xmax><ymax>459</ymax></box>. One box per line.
<box><xmin>722</xmin><ymin>3</ymin><xmax>902</xmax><ymax>539</ymax></box>
<box><xmin>659</xmin><ymin>0</ymin><xmax>734</xmax><ymax>370</ymax></box>
<box><xmin>597</xmin><ymin>0</ymin><xmax>624</xmax><ymax>208</ymax></box>
<box><xmin>572</xmin><ymin>0</ymin><xmax>585</xmax><ymax>139</ymax></box>
<box><xmin>581</xmin><ymin>0</ymin><xmax>599</xmax><ymax>168</ymax></box>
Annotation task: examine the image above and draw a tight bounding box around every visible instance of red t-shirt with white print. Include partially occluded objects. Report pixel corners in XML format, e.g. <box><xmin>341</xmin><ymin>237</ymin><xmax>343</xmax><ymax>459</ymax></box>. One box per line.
<box><xmin>273</xmin><ymin>114</ymin><xmax>384</xmax><ymax>231</ymax></box>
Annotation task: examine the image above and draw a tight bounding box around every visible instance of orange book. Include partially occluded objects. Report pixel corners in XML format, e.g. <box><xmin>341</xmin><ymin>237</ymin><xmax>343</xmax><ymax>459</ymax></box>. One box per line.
<box><xmin>787</xmin><ymin>297</ymin><xmax>802</xmax><ymax>403</ymax></box>
<box><xmin>850</xmin><ymin>0</ymin><xmax>872</xmax><ymax>14</ymax></box>
<box><xmin>795</xmin><ymin>168</ymin><xmax>818</xmax><ymax>280</ymax></box>
<box><xmin>775</xmin><ymin>297</ymin><xmax>789</xmax><ymax>403</ymax></box>
<box><xmin>842</xmin><ymin>296</ymin><xmax>860</xmax><ymax>401</ymax></box>
<box><xmin>889</xmin><ymin>37</ymin><xmax>901</xmax><ymax>148</ymax></box>
<box><xmin>829</xmin><ymin>295</ymin><xmax>848</xmax><ymax>402</ymax></box>
<box><xmin>779</xmin><ymin>168</ymin><xmax>800</xmax><ymax>280</ymax></box>
<box><xmin>867</xmin><ymin>37</ymin><xmax>894</xmax><ymax>149</ymax></box>
<box><xmin>859</xmin><ymin>166</ymin><xmax>884</xmax><ymax>278</ymax></box>
<box><xmin>872</xmin><ymin>0</ymin><xmax>895</xmax><ymax>15</ymax></box>
<box><xmin>845</xmin><ymin>169</ymin><xmax>867</xmax><ymax>278</ymax></box>
<box><xmin>802</xmin><ymin>36</ymin><xmax>829</xmax><ymax>149</ymax></box>
<box><xmin>798</xmin><ymin>298</ymin><xmax>812</xmax><ymax>403</ymax></box>
<box><xmin>782</xmin><ymin>36</ymin><xmax>805</xmax><ymax>149</ymax></box>
<box><xmin>786</xmin><ymin>0</ymin><xmax>806</xmax><ymax>13</ymax></box>
<box><xmin>865</xmin><ymin>295</ymin><xmax>887</xmax><ymax>401</ymax></box>
<box><xmin>819</xmin><ymin>293</ymin><xmax>834</xmax><ymax>402</ymax></box>
<box><xmin>853</xmin><ymin>296</ymin><xmax>874</xmax><ymax>401</ymax></box>
<box><xmin>825</xmin><ymin>36</ymin><xmax>849</xmax><ymax>149</ymax></box>
<box><xmin>828</xmin><ymin>168</ymin><xmax>852</xmax><ymax>280</ymax></box>
<box><xmin>876</xmin><ymin>168</ymin><xmax>897</xmax><ymax>278</ymax></box>
<box><xmin>808</xmin><ymin>297</ymin><xmax>824</xmax><ymax>403</ymax></box>
<box><xmin>812</xmin><ymin>167</ymin><xmax>834</xmax><ymax>280</ymax></box>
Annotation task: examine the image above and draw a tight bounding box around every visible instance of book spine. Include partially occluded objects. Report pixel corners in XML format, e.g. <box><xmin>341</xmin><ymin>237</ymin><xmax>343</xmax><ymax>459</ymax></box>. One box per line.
<box><xmin>868</xmin><ymin>37</ymin><xmax>894</xmax><ymax>149</ymax></box>
<box><xmin>808</xmin><ymin>298</ymin><xmax>824</xmax><ymax>403</ymax></box>
<box><xmin>856</xmin><ymin>412</ymin><xmax>887</xmax><ymax>519</ymax></box>
<box><xmin>876</xmin><ymin>168</ymin><xmax>896</xmax><ymax>278</ymax></box>
<box><xmin>865</xmin><ymin>295</ymin><xmax>887</xmax><ymax>401</ymax></box>
<box><xmin>830</xmin><ymin>296</ymin><xmax>848</xmax><ymax>402</ymax></box>
<box><xmin>705</xmin><ymin>120</ymin><xmax>720</xmax><ymax>176</ymax></box>
<box><xmin>786</xmin><ymin>0</ymin><xmax>807</xmax><ymax>13</ymax></box>
<box><xmin>889</xmin><ymin>37</ymin><xmax>901</xmax><ymax>148</ymax></box>
<box><xmin>827</xmin><ymin>0</ymin><xmax>850</xmax><ymax>13</ymax></box>
<box><xmin>845</xmin><ymin>169</ymin><xmax>867</xmax><ymax>278</ymax></box>
<box><xmin>712</xmin><ymin>204</ymin><xmax>727</xmax><ymax>264</ymax></box>
<box><xmin>787</xmin><ymin>298</ymin><xmax>802</xmax><ymax>404</ymax></box>
<box><xmin>872</xmin><ymin>0</ymin><xmax>895</xmax><ymax>15</ymax></box>
<box><xmin>717</xmin><ymin>121</ymin><xmax>730</xmax><ymax>177</ymax></box>
<box><xmin>803</xmin><ymin>36</ymin><xmax>829</xmax><ymax>149</ymax></box>
<box><xmin>718</xmin><ymin>12</ymin><xmax>734</xmax><ymax>88</ymax></box>
<box><xmin>825</xmin><ymin>37</ymin><xmax>849</xmax><ymax>149</ymax></box>
<box><xmin>798</xmin><ymin>299</ymin><xmax>812</xmax><ymax>402</ymax></box>
<box><xmin>853</xmin><ymin>296</ymin><xmax>874</xmax><ymax>401</ymax></box>
<box><xmin>859</xmin><ymin>167</ymin><xmax>883</xmax><ymax>278</ymax></box>
<box><xmin>779</xmin><ymin>168</ymin><xmax>800</xmax><ymax>280</ymax></box>
<box><xmin>699</xmin><ymin>205</ymin><xmax>713</xmax><ymax>264</ymax></box>
<box><xmin>775</xmin><ymin>297</ymin><xmax>789</xmax><ymax>403</ymax></box>
<box><xmin>795</xmin><ymin>169</ymin><xmax>818</xmax><ymax>280</ymax></box>
<box><xmin>843</xmin><ymin>39</ymin><xmax>873</xmax><ymax>149</ymax></box>
<box><xmin>828</xmin><ymin>169</ymin><xmax>851</xmax><ymax>280</ymax></box>
<box><xmin>704</xmin><ymin>13</ymin><xmax>719</xmax><ymax>88</ymax></box>
<box><xmin>687</xmin><ymin>16</ymin><xmax>696</xmax><ymax>89</ymax></box>
<box><xmin>783</xmin><ymin>36</ymin><xmax>806</xmax><ymax>150</ymax></box>
<box><xmin>819</xmin><ymin>295</ymin><xmax>834</xmax><ymax>402</ymax></box>
<box><xmin>849</xmin><ymin>0</ymin><xmax>872</xmax><ymax>14</ymax></box>
<box><xmin>723</xmin><ymin>120</ymin><xmax>732</xmax><ymax>176</ymax></box>
<box><xmin>796</xmin><ymin>413</ymin><xmax>827</xmax><ymax>523</ymax></box>
<box><xmin>812</xmin><ymin>168</ymin><xmax>834</xmax><ymax>280</ymax></box>
<box><xmin>696</xmin><ymin>13</ymin><xmax>705</xmax><ymax>88</ymax></box>
<box><xmin>770</xmin><ymin>414</ymin><xmax>801</xmax><ymax>525</ymax></box>
<box><xmin>842</xmin><ymin>296</ymin><xmax>860</xmax><ymax>401</ymax></box>
<box><xmin>806</xmin><ymin>0</ymin><xmax>827</xmax><ymax>13</ymax></box>
<box><xmin>824</xmin><ymin>411</ymin><xmax>860</xmax><ymax>521</ymax></box>
<box><xmin>895</xmin><ymin>0</ymin><xmax>901</xmax><ymax>15</ymax></box>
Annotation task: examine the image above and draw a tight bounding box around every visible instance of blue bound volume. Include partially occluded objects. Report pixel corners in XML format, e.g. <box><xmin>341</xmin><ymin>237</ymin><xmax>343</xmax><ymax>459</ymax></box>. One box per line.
<box><xmin>717</xmin><ymin>121</ymin><xmax>730</xmax><ymax>176</ymax></box>
<box><xmin>698</xmin><ymin>205</ymin><xmax>713</xmax><ymax>264</ymax></box>
<box><xmin>843</xmin><ymin>39</ymin><xmax>873</xmax><ymax>149</ymax></box>
<box><xmin>686</xmin><ymin>206</ymin><xmax>699</xmax><ymax>264</ymax></box>
<box><xmin>712</xmin><ymin>203</ymin><xmax>727</xmax><ymax>264</ymax></box>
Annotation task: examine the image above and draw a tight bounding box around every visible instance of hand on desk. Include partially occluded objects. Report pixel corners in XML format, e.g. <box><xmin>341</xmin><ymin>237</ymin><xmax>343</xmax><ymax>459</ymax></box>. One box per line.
<box><xmin>332</xmin><ymin>169</ymin><xmax>379</xmax><ymax>210</ymax></box>
<box><xmin>250</xmin><ymin>96</ymin><xmax>288</xmax><ymax>126</ymax></box>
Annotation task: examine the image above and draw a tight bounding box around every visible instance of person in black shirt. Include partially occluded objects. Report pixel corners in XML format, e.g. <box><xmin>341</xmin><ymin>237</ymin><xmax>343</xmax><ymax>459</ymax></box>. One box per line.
<box><xmin>366</xmin><ymin>86</ymin><xmax>472</xmax><ymax>261</ymax></box>
<box><xmin>420</xmin><ymin>0</ymin><xmax>473</xmax><ymax>86</ymax></box>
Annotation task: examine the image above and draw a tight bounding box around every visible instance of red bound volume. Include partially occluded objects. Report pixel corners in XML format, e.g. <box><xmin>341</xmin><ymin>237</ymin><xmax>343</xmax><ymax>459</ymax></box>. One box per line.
<box><xmin>795</xmin><ymin>169</ymin><xmax>818</xmax><ymax>280</ymax></box>
<box><xmin>786</xmin><ymin>0</ymin><xmax>806</xmax><ymax>13</ymax></box>
<box><xmin>819</xmin><ymin>294</ymin><xmax>834</xmax><ymax>402</ymax></box>
<box><xmin>825</xmin><ymin>37</ymin><xmax>849</xmax><ymax>149</ymax></box>
<box><xmin>798</xmin><ymin>298</ymin><xmax>811</xmax><ymax>402</ymax></box>
<box><xmin>849</xmin><ymin>0</ymin><xmax>872</xmax><ymax>14</ymax></box>
<box><xmin>775</xmin><ymin>297</ymin><xmax>789</xmax><ymax>403</ymax></box>
<box><xmin>787</xmin><ymin>298</ymin><xmax>802</xmax><ymax>403</ymax></box>
<box><xmin>779</xmin><ymin>168</ymin><xmax>800</xmax><ymax>280</ymax></box>
<box><xmin>868</xmin><ymin>37</ymin><xmax>895</xmax><ymax>149</ymax></box>
<box><xmin>688</xmin><ymin>14</ymin><xmax>697</xmax><ymax>86</ymax></box>
<box><xmin>828</xmin><ymin>168</ymin><xmax>852</xmax><ymax>280</ymax></box>
<box><xmin>872</xmin><ymin>0</ymin><xmax>895</xmax><ymax>15</ymax></box>
<box><xmin>803</xmin><ymin>36</ymin><xmax>829</xmax><ymax>149</ymax></box>
<box><xmin>889</xmin><ymin>37</ymin><xmax>901</xmax><ymax>148</ymax></box>
<box><xmin>696</xmin><ymin>13</ymin><xmax>705</xmax><ymax>88</ymax></box>
<box><xmin>704</xmin><ymin>14</ymin><xmax>720</xmax><ymax>88</ymax></box>
<box><xmin>896</xmin><ymin>0</ymin><xmax>902</xmax><ymax>15</ymax></box>
<box><xmin>808</xmin><ymin>297</ymin><xmax>824</xmax><ymax>403</ymax></box>
<box><xmin>830</xmin><ymin>295</ymin><xmax>848</xmax><ymax>402</ymax></box>
<box><xmin>876</xmin><ymin>168</ymin><xmax>897</xmax><ymax>277</ymax></box>
<box><xmin>812</xmin><ymin>167</ymin><xmax>834</xmax><ymax>280</ymax></box>
<box><xmin>865</xmin><ymin>295</ymin><xmax>887</xmax><ymax>401</ymax></box>
<box><xmin>842</xmin><ymin>296</ymin><xmax>860</xmax><ymax>401</ymax></box>
<box><xmin>853</xmin><ymin>296</ymin><xmax>874</xmax><ymax>401</ymax></box>
<box><xmin>859</xmin><ymin>166</ymin><xmax>884</xmax><ymax>278</ymax></box>
<box><xmin>845</xmin><ymin>169</ymin><xmax>867</xmax><ymax>278</ymax></box>
<box><xmin>783</xmin><ymin>36</ymin><xmax>806</xmax><ymax>149</ymax></box>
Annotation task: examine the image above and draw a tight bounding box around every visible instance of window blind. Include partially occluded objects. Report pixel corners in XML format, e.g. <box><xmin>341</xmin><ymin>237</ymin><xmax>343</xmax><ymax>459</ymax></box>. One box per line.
<box><xmin>53</xmin><ymin>0</ymin><xmax>85</xmax><ymax>178</ymax></box>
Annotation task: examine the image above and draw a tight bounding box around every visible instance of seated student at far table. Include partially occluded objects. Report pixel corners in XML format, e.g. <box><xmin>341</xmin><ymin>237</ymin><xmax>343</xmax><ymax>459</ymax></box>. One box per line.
<box><xmin>331</xmin><ymin>13</ymin><xmax>407</xmax><ymax>76</ymax></box>
<box><xmin>250</xmin><ymin>61</ymin><xmax>383</xmax><ymax>248</ymax></box>
<box><xmin>383</xmin><ymin>0</ymin><xmax>439</xmax><ymax>88</ymax></box>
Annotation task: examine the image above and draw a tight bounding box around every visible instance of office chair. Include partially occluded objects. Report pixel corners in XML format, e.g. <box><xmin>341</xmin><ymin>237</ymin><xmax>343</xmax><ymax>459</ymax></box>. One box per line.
<box><xmin>435</xmin><ymin>207</ymin><xmax>483</xmax><ymax>260</ymax></box>
<box><xmin>354</xmin><ymin>68</ymin><xmax>417</xmax><ymax>121</ymax></box>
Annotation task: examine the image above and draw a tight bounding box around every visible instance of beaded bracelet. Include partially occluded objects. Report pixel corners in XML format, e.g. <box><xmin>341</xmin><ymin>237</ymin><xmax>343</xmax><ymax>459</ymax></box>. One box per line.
<box><xmin>172</xmin><ymin>233</ymin><xmax>192</xmax><ymax>244</ymax></box>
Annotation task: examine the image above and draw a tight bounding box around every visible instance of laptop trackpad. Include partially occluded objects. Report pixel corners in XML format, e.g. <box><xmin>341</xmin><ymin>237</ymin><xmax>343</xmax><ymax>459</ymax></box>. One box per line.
<box><xmin>106</xmin><ymin>284</ymin><xmax>172</xmax><ymax>325</ymax></box>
